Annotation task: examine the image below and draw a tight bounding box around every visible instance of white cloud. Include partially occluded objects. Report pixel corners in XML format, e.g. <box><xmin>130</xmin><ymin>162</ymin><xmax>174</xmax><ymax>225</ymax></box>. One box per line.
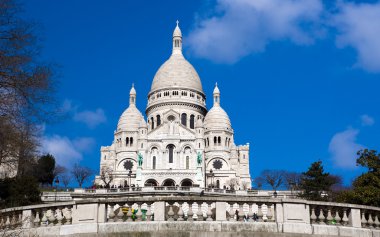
<box><xmin>360</xmin><ymin>114</ymin><xmax>375</xmax><ymax>126</ymax></box>
<box><xmin>187</xmin><ymin>0</ymin><xmax>324</xmax><ymax>63</ymax></box>
<box><xmin>333</xmin><ymin>2</ymin><xmax>380</xmax><ymax>72</ymax></box>
<box><xmin>187</xmin><ymin>0</ymin><xmax>380</xmax><ymax>73</ymax></box>
<box><xmin>41</xmin><ymin>135</ymin><xmax>96</xmax><ymax>167</ymax></box>
<box><xmin>73</xmin><ymin>108</ymin><xmax>107</xmax><ymax>128</ymax></box>
<box><xmin>61</xmin><ymin>99</ymin><xmax>107</xmax><ymax>128</ymax></box>
<box><xmin>61</xmin><ymin>99</ymin><xmax>75</xmax><ymax>113</ymax></box>
<box><xmin>328</xmin><ymin>128</ymin><xmax>363</xmax><ymax>169</ymax></box>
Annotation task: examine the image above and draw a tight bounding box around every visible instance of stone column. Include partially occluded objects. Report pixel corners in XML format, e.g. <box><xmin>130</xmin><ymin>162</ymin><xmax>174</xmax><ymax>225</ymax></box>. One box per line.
<box><xmin>97</xmin><ymin>204</ymin><xmax>107</xmax><ymax>223</ymax></box>
<box><xmin>22</xmin><ymin>210</ymin><xmax>32</xmax><ymax>228</ymax></box>
<box><xmin>349</xmin><ymin>208</ymin><xmax>362</xmax><ymax>228</ymax></box>
<box><xmin>154</xmin><ymin>201</ymin><xmax>166</xmax><ymax>221</ymax></box>
<box><xmin>215</xmin><ymin>202</ymin><xmax>227</xmax><ymax>221</ymax></box>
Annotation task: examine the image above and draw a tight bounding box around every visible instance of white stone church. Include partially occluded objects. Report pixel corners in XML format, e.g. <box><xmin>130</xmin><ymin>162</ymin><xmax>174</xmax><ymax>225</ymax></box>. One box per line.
<box><xmin>95</xmin><ymin>22</ymin><xmax>251</xmax><ymax>189</ymax></box>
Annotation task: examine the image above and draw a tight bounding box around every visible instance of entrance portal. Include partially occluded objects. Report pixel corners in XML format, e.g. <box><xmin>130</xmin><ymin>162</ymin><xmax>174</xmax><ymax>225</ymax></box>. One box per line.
<box><xmin>162</xmin><ymin>179</ymin><xmax>176</xmax><ymax>186</ymax></box>
<box><xmin>180</xmin><ymin>179</ymin><xmax>193</xmax><ymax>187</ymax></box>
<box><xmin>144</xmin><ymin>179</ymin><xmax>158</xmax><ymax>187</ymax></box>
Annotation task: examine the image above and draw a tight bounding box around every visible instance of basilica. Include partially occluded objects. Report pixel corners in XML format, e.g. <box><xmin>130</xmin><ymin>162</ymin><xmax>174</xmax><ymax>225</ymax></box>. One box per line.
<box><xmin>95</xmin><ymin>22</ymin><xmax>251</xmax><ymax>189</ymax></box>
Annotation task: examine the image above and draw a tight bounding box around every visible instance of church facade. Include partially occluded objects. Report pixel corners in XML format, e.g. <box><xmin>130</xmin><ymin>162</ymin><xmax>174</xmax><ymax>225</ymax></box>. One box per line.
<box><xmin>95</xmin><ymin>22</ymin><xmax>251</xmax><ymax>189</ymax></box>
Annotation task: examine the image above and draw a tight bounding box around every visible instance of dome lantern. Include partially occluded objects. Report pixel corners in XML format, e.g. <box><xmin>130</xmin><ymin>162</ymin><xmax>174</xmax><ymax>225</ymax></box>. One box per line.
<box><xmin>172</xmin><ymin>20</ymin><xmax>182</xmax><ymax>55</ymax></box>
<box><xmin>213</xmin><ymin>82</ymin><xmax>220</xmax><ymax>106</ymax></box>
<box><xmin>129</xmin><ymin>83</ymin><xmax>136</xmax><ymax>106</ymax></box>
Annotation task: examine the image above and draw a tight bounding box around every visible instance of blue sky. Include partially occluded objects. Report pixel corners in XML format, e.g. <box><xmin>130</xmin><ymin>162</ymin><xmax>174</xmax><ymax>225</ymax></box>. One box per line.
<box><xmin>23</xmin><ymin>0</ymin><xmax>380</xmax><ymax>187</ymax></box>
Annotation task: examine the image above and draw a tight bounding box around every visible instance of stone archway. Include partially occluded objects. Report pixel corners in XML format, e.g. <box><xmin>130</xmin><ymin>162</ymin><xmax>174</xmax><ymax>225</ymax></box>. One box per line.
<box><xmin>144</xmin><ymin>179</ymin><xmax>159</xmax><ymax>187</ymax></box>
<box><xmin>180</xmin><ymin>179</ymin><xmax>193</xmax><ymax>187</ymax></box>
<box><xmin>162</xmin><ymin>179</ymin><xmax>176</xmax><ymax>187</ymax></box>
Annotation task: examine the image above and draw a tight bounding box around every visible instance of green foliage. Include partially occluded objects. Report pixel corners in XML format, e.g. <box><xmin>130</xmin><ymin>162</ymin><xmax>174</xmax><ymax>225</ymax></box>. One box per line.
<box><xmin>0</xmin><ymin>176</ymin><xmax>41</xmax><ymax>208</ymax></box>
<box><xmin>299</xmin><ymin>161</ymin><xmax>337</xmax><ymax>201</ymax></box>
<box><xmin>356</xmin><ymin>149</ymin><xmax>380</xmax><ymax>173</ymax></box>
<box><xmin>336</xmin><ymin>149</ymin><xmax>380</xmax><ymax>207</ymax></box>
<box><xmin>37</xmin><ymin>153</ymin><xmax>56</xmax><ymax>185</ymax></box>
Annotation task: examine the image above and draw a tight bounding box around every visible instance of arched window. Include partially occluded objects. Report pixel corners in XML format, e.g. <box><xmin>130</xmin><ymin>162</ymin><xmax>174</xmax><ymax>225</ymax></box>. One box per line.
<box><xmin>218</xmin><ymin>137</ymin><xmax>221</xmax><ymax>145</ymax></box>
<box><xmin>207</xmin><ymin>138</ymin><xmax>210</xmax><ymax>147</ymax></box>
<box><xmin>141</xmin><ymin>143</ymin><xmax>143</xmax><ymax>148</ymax></box>
<box><xmin>153</xmin><ymin>156</ymin><xmax>156</xmax><ymax>170</ymax></box>
<box><xmin>126</xmin><ymin>137</ymin><xmax>129</xmax><ymax>146</ymax></box>
<box><xmin>130</xmin><ymin>137</ymin><xmax>133</xmax><ymax>145</ymax></box>
<box><xmin>214</xmin><ymin>137</ymin><xmax>217</xmax><ymax>145</ymax></box>
<box><xmin>151</xmin><ymin>117</ymin><xmax>155</xmax><ymax>130</ymax></box>
<box><xmin>225</xmin><ymin>137</ymin><xmax>228</xmax><ymax>146</ymax></box>
<box><xmin>216</xmin><ymin>180</ymin><xmax>220</xmax><ymax>189</ymax></box>
<box><xmin>190</xmin><ymin>115</ymin><xmax>195</xmax><ymax>129</ymax></box>
<box><xmin>156</xmin><ymin>115</ymin><xmax>161</xmax><ymax>126</ymax></box>
<box><xmin>168</xmin><ymin>144</ymin><xmax>175</xmax><ymax>163</ymax></box>
<box><xmin>181</xmin><ymin>113</ymin><xmax>187</xmax><ymax>126</ymax></box>
<box><xmin>186</xmin><ymin>156</ymin><xmax>189</xmax><ymax>169</ymax></box>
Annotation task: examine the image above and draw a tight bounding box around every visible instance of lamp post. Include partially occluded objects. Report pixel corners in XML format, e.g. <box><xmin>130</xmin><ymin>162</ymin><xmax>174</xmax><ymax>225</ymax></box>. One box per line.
<box><xmin>54</xmin><ymin>177</ymin><xmax>60</xmax><ymax>202</ymax></box>
<box><xmin>128</xmin><ymin>170</ymin><xmax>132</xmax><ymax>190</ymax></box>
<box><xmin>289</xmin><ymin>181</ymin><xmax>295</xmax><ymax>195</ymax></box>
<box><xmin>209</xmin><ymin>169</ymin><xmax>214</xmax><ymax>189</ymax></box>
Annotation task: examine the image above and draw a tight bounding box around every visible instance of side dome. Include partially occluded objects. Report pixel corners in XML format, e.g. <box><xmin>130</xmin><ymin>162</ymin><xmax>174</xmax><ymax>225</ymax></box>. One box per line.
<box><xmin>150</xmin><ymin>53</ymin><xmax>204</xmax><ymax>94</ymax></box>
<box><xmin>117</xmin><ymin>106</ymin><xmax>144</xmax><ymax>131</ymax></box>
<box><xmin>117</xmin><ymin>84</ymin><xmax>144</xmax><ymax>131</ymax></box>
<box><xmin>204</xmin><ymin>106</ymin><xmax>231</xmax><ymax>130</ymax></box>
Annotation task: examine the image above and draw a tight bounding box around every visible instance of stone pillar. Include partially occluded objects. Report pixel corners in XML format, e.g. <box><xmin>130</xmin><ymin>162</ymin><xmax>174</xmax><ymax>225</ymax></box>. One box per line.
<box><xmin>215</xmin><ymin>202</ymin><xmax>227</xmax><ymax>221</ymax></box>
<box><xmin>22</xmin><ymin>210</ymin><xmax>32</xmax><ymax>228</ymax></box>
<box><xmin>275</xmin><ymin>203</ymin><xmax>284</xmax><ymax>223</ymax></box>
<box><xmin>154</xmin><ymin>201</ymin><xmax>166</xmax><ymax>221</ymax></box>
<box><xmin>97</xmin><ymin>204</ymin><xmax>107</xmax><ymax>223</ymax></box>
<box><xmin>349</xmin><ymin>208</ymin><xmax>362</xmax><ymax>228</ymax></box>
<box><xmin>72</xmin><ymin>204</ymin><xmax>99</xmax><ymax>224</ymax></box>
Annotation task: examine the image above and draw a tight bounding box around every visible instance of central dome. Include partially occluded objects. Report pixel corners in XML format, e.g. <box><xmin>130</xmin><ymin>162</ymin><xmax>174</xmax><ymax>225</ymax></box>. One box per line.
<box><xmin>150</xmin><ymin>53</ymin><xmax>203</xmax><ymax>94</ymax></box>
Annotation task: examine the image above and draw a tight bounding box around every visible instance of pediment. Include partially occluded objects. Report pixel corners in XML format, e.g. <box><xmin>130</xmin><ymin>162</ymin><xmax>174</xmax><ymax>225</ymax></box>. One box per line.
<box><xmin>148</xmin><ymin>120</ymin><xmax>195</xmax><ymax>140</ymax></box>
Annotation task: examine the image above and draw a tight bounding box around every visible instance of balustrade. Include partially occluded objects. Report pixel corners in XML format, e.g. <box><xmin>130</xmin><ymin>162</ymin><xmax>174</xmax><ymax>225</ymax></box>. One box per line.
<box><xmin>1</xmin><ymin>195</ymin><xmax>380</xmax><ymax>236</ymax></box>
<box><xmin>309</xmin><ymin>205</ymin><xmax>350</xmax><ymax>226</ymax></box>
<box><xmin>360</xmin><ymin>209</ymin><xmax>380</xmax><ymax>229</ymax></box>
<box><xmin>0</xmin><ymin>210</ymin><xmax>22</xmax><ymax>229</ymax></box>
<box><xmin>0</xmin><ymin>205</ymin><xmax>75</xmax><ymax>228</ymax></box>
<box><xmin>107</xmin><ymin>202</ymin><xmax>154</xmax><ymax>222</ymax></box>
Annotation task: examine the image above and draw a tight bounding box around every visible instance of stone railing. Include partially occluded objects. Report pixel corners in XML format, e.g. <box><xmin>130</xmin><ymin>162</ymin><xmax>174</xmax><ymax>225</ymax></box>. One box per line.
<box><xmin>1</xmin><ymin>196</ymin><xmax>379</xmax><ymax>236</ymax></box>
<box><xmin>0</xmin><ymin>202</ymin><xmax>75</xmax><ymax>229</ymax></box>
<box><xmin>103</xmin><ymin>196</ymin><xmax>276</xmax><ymax>223</ymax></box>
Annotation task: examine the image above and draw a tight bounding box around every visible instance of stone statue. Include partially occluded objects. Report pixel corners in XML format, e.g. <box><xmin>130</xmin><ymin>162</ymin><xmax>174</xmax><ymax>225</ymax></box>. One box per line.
<box><xmin>138</xmin><ymin>153</ymin><xmax>143</xmax><ymax>167</ymax></box>
<box><xmin>197</xmin><ymin>152</ymin><xmax>202</xmax><ymax>166</ymax></box>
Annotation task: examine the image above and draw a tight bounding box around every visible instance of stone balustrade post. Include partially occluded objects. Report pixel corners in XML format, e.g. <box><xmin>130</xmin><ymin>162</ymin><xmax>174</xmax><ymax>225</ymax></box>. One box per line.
<box><xmin>275</xmin><ymin>203</ymin><xmax>284</xmax><ymax>224</ymax></box>
<box><xmin>97</xmin><ymin>204</ymin><xmax>107</xmax><ymax>223</ymax></box>
<box><xmin>215</xmin><ymin>202</ymin><xmax>226</xmax><ymax>221</ymax></box>
<box><xmin>349</xmin><ymin>208</ymin><xmax>362</xmax><ymax>228</ymax></box>
<box><xmin>21</xmin><ymin>209</ymin><xmax>32</xmax><ymax>228</ymax></box>
<box><xmin>154</xmin><ymin>201</ymin><xmax>165</xmax><ymax>221</ymax></box>
<box><xmin>72</xmin><ymin>203</ymin><xmax>99</xmax><ymax>224</ymax></box>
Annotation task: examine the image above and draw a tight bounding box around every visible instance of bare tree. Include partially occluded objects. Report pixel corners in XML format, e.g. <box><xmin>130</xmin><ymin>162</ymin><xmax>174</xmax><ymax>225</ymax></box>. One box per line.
<box><xmin>241</xmin><ymin>181</ymin><xmax>251</xmax><ymax>190</ymax></box>
<box><xmin>0</xmin><ymin>0</ymin><xmax>57</xmax><ymax>179</ymax></box>
<box><xmin>226</xmin><ymin>178</ymin><xmax>240</xmax><ymax>190</ymax></box>
<box><xmin>260</xmin><ymin>170</ymin><xmax>284</xmax><ymax>191</ymax></box>
<box><xmin>253</xmin><ymin>176</ymin><xmax>265</xmax><ymax>190</ymax></box>
<box><xmin>71</xmin><ymin>164</ymin><xmax>93</xmax><ymax>188</ymax></box>
<box><xmin>283</xmin><ymin>171</ymin><xmax>302</xmax><ymax>190</ymax></box>
<box><xmin>99</xmin><ymin>166</ymin><xmax>114</xmax><ymax>188</ymax></box>
<box><xmin>53</xmin><ymin>165</ymin><xmax>67</xmax><ymax>181</ymax></box>
<box><xmin>61</xmin><ymin>173</ymin><xmax>71</xmax><ymax>188</ymax></box>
